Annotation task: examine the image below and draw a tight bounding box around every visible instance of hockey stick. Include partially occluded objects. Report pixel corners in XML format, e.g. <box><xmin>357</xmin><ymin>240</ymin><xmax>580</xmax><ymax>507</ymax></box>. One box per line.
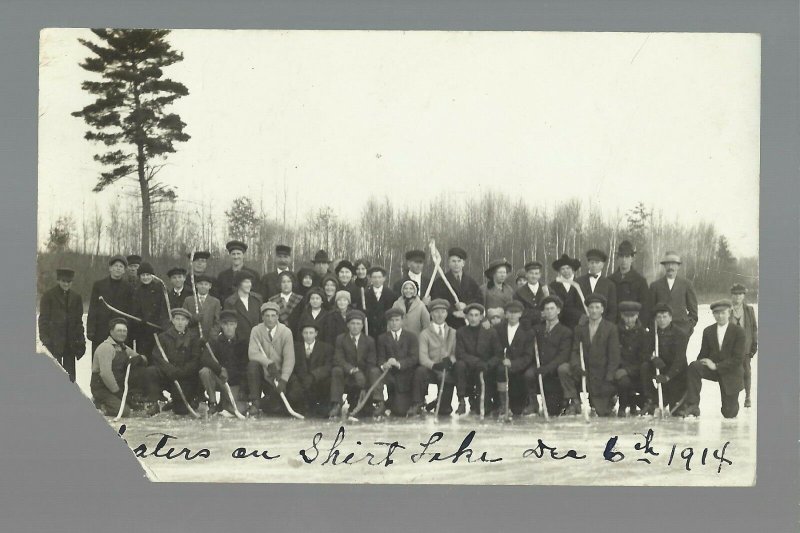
<box><xmin>479</xmin><ymin>371</ymin><xmax>485</xmax><ymax>420</ymax></box>
<box><xmin>98</xmin><ymin>296</ymin><xmax>163</xmax><ymax>330</ymax></box>
<box><xmin>534</xmin><ymin>338</ymin><xmax>549</xmax><ymax>421</ymax></box>
<box><xmin>669</xmin><ymin>393</ymin><xmax>688</xmax><ymax>416</ymax></box>
<box><xmin>653</xmin><ymin>320</ymin><xmax>666</xmax><ymax>418</ymax></box>
<box><xmin>428</xmin><ymin>240</ymin><xmax>468</xmax><ymax>324</ymax></box>
<box><xmin>434</xmin><ymin>367</ymin><xmax>447</xmax><ymax>419</ymax></box>
<box><xmin>255</xmin><ymin>340</ymin><xmax>304</xmax><ymax>419</ymax></box>
<box><xmin>568</xmin><ymin>279</ymin><xmax>590</xmax><ymax>315</ymax></box>
<box><xmin>578</xmin><ymin>343</ymin><xmax>591</xmax><ymax>423</ymax></box>
<box><xmin>153</xmin><ymin>333</ymin><xmax>200</xmax><ymax>418</ymax></box>
<box><xmin>350</xmin><ymin>366</ymin><xmax>390</xmax><ymax>416</ymax></box>
<box><xmin>360</xmin><ymin>287</ymin><xmax>369</xmax><ymax>336</ymax></box>
<box><xmin>113</xmin><ymin>338</ymin><xmax>135</xmax><ymax>422</ymax></box>
<box><xmin>190</xmin><ymin>250</ymin><xmax>245</xmax><ymax>420</ymax></box>
<box><xmin>502</xmin><ymin>348</ymin><xmax>511</xmax><ymax>422</ymax></box>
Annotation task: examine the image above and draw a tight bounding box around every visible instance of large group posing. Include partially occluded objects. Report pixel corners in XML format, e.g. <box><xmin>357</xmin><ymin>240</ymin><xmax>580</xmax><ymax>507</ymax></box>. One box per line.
<box><xmin>38</xmin><ymin>239</ymin><xmax>758</xmax><ymax>422</ymax></box>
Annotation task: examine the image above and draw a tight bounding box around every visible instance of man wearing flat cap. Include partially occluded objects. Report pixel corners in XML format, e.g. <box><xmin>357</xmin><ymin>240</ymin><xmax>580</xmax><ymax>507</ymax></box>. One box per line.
<box><xmin>222</xmin><ymin>270</ymin><xmax>263</xmax><ymax>343</ymax></box>
<box><xmin>124</xmin><ymin>254</ymin><xmax>142</xmax><ymax>290</ymax></box>
<box><xmin>184</xmin><ymin>251</ymin><xmax>212</xmax><ymax>295</ymax></box>
<box><xmin>375</xmin><ymin>307</ymin><xmax>419</xmax><ymax>417</ymax></box>
<box><xmin>524</xmin><ymin>295</ymin><xmax>572</xmax><ymax>416</ymax></box>
<box><xmin>455</xmin><ymin>302</ymin><xmax>503</xmax><ymax>415</ymax></box>
<box><xmin>480</xmin><ymin>258</ymin><xmax>516</xmax><ymax>319</ymax></box>
<box><xmin>547</xmin><ymin>254</ymin><xmax>585</xmax><ymax>330</ymax></box>
<box><xmin>609</xmin><ymin>240</ymin><xmax>652</xmax><ymax>325</ymax></box>
<box><xmin>393</xmin><ymin>249</ymin><xmax>431</xmax><ymax>296</ymax></box>
<box><xmin>490</xmin><ymin>300</ymin><xmax>535</xmax><ymax>417</ymax></box>
<box><xmin>729</xmin><ymin>283</ymin><xmax>758</xmax><ymax>407</ymax></box>
<box><xmin>214</xmin><ymin>240</ymin><xmax>262</xmax><ymax>303</ymax></box>
<box><xmin>513</xmin><ymin>260</ymin><xmax>549</xmax><ymax>329</ymax></box>
<box><xmin>559</xmin><ymin>294</ymin><xmax>621</xmax><ymax>417</ymax></box>
<box><xmin>409</xmin><ymin>299</ymin><xmax>458</xmax><ymax>416</ymax></box>
<box><xmin>130</xmin><ymin>262</ymin><xmax>171</xmax><ymax>359</ymax></box>
<box><xmin>429</xmin><ymin>246</ymin><xmax>481</xmax><ymax>330</ymax></box>
<box><xmin>39</xmin><ymin>268</ymin><xmax>86</xmax><ymax>382</ymax></box>
<box><xmin>614</xmin><ymin>301</ymin><xmax>650</xmax><ymax>416</ymax></box>
<box><xmin>641</xmin><ymin>303</ymin><xmax>688</xmax><ymax>415</ymax></box>
<box><xmin>166</xmin><ymin>267</ymin><xmax>192</xmax><ymax>309</ymax></box>
<box><xmin>679</xmin><ymin>300</ymin><xmax>746</xmax><ymax>418</ymax></box>
<box><xmin>91</xmin><ymin>317</ymin><xmax>149</xmax><ymax>417</ymax></box>
<box><xmin>198</xmin><ymin>309</ymin><xmax>250</xmax><ymax>416</ymax></box>
<box><xmin>87</xmin><ymin>255</ymin><xmax>134</xmax><ymax>358</ymax></box>
<box><xmin>576</xmin><ymin>249</ymin><xmax>617</xmax><ymax>322</ymax></box>
<box><xmin>329</xmin><ymin>310</ymin><xmax>379</xmax><ymax>418</ymax></box>
<box><xmin>649</xmin><ymin>251</ymin><xmax>698</xmax><ymax>338</ymax></box>
<box><xmin>358</xmin><ymin>266</ymin><xmax>396</xmax><ymax>340</ymax></box>
<box><xmin>183</xmin><ymin>273</ymin><xmax>221</xmax><ymax>341</ymax></box>
<box><xmin>291</xmin><ymin>320</ymin><xmax>334</xmax><ymax>417</ymax></box>
<box><xmin>261</xmin><ymin>244</ymin><xmax>295</xmax><ymax>300</ymax></box>
<box><xmin>246</xmin><ymin>301</ymin><xmax>299</xmax><ymax>417</ymax></box>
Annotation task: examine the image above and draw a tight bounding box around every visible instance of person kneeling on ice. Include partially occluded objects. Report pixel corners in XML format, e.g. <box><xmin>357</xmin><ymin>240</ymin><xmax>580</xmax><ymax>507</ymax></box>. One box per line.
<box><xmin>376</xmin><ymin>308</ymin><xmax>419</xmax><ymax>417</ymax></box>
<box><xmin>492</xmin><ymin>300</ymin><xmax>535</xmax><ymax>417</ymax></box>
<box><xmin>558</xmin><ymin>294</ymin><xmax>620</xmax><ymax>417</ymax></box>
<box><xmin>198</xmin><ymin>310</ymin><xmax>249</xmax><ymax>416</ymax></box>
<box><xmin>91</xmin><ymin>318</ymin><xmax>149</xmax><ymax>417</ymax></box>
<box><xmin>677</xmin><ymin>300</ymin><xmax>746</xmax><ymax>419</ymax></box>
<box><xmin>615</xmin><ymin>301</ymin><xmax>651</xmax><ymax>417</ymax></box>
<box><xmin>454</xmin><ymin>303</ymin><xmax>503</xmax><ymax>415</ymax></box>
<box><xmin>408</xmin><ymin>299</ymin><xmax>457</xmax><ymax>417</ymax></box>
<box><xmin>145</xmin><ymin>308</ymin><xmax>202</xmax><ymax>415</ymax></box>
<box><xmin>641</xmin><ymin>303</ymin><xmax>688</xmax><ymax>415</ymax></box>
<box><xmin>292</xmin><ymin>320</ymin><xmax>333</xmax><ymax>417</ymax></box>
<box><xmin>246</xmin><ymin>302</ymin><xmax>300</xmax><ymax>417</ymax></box>
<box><xmin>328</xmin><ymin>310</ymin><xmax>379</xmax><ymax>419</ymax></box>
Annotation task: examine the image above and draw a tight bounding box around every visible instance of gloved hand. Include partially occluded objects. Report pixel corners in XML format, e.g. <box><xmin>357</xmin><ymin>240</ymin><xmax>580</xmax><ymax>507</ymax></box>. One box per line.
<box><xmin>275</xmin><ymin>379</ymin><xmax>287</xmax><ymax>395</ymax></box>
<box><xmin>199</xmin><ymin>336</ymin><xmax>208</xmax><ymax>346</ymax></box>
<box><xmin>502</xmin><ymin>358</ymin><xmax>511</xmax><ymax>368</ymax></box>
<box><xmin>267</xmin><ymin>362</ymin><xmax>279</xmax><ymax>379</ymax></box>
<box><xmin>651</xmin><ymin>357</ymin><xmax>666</xmax><ymax>370</ymax></box>
<box><xmin>476</xmin><ymin>361</ymin><xmax>488</xmax><ymax>373</ymax></box>
<box><xmin>655</xmin><ymin>374</ymin><xmax>670</xmax><ymax>384</ymax></box>
<box><xmin>219</xmin><ymin>367</ymin><xmax>229</xmax><ymax>382</ymax></box>
<box><xmin>571</xmin><ymin>363</ymin><xmax>586</xmax><ymax>377</ymax></box>
<box><xmin>387</xmin><ymin>357</ymin><xmax>399</xmax><ymax>369</ymax></box>
<box><xmin>432</xmin><ymin>361</ymin><xmax>446</xmax><ymax>372</ymax></box>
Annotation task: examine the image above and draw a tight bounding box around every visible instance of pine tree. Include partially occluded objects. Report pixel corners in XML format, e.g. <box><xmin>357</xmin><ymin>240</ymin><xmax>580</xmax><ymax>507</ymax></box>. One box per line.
<box><xmin>71</xmin><ymin>29</ymin><xmax>190</xmax><ymax>257</ymax></box>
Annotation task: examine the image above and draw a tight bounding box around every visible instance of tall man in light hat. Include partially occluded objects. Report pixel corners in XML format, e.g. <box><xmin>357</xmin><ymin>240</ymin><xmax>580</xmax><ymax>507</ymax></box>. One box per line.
<box><xmin>547</xmin><ymin>254</ymin><xmax>585</xmax><ymax>330</ymax></box>
<box><xmin>492</xmin><ymin>300</ymin><xmax>535</xmax><ymax>417</ymax></box>
<box><xmin>215</xmin><ymin>240</ymin><xmax>262</xmax><ymax>303</ymax></box>
<box><xmin>87</xmin><ymin>255</ymin><xmax>134</xmax><ymax>357</ymax></box>
<box><xmin>513</xmin><ymin>260</ymin><xmax>549</xmax><ymax>329</ymax></box>
<box><xmin>222</xmin><ymin>270</ymin><xmax>263</xmax><ymax>343</ymax></box>
<box><xmin>409</xmin><ymin>298</ymin><xmax>457</xmax><ymax>416</ymax></box>
<box><xmin>729</xmin><ymin>283</ymin><xmax>758</xmax><ymax>407</ymax></box>
<box><xmin>576</xmin><ymin>249</ymin><xmax>617</xmax><ymax>321</ymax></box>
<box><xmin>455</xmin><ymin>302</ymin><xmax>503</xmax><ymax>415</ymax></box>
<box><xmin>650</xmin><ymin>251</ymin><xmax>698</xmax><ymax>338</ymax></box>
<box><xmin>614</xmin><ymin>301</ymin><xmax>650</xmax><ymax>416</ymax></box>
<box><xmin>393</xmin><ymin>249</ymin><xmax>431</xmax><ymax>296</ymax></box>
<box><xmin>641</xmin><ymin>303</ymin><xmax>688</xmax><ymax>415</ymax></box>
<box><xmin>480</xmin><ymin>258</ymin><xmax>515</xmax><ymax>318</ymax></box>
<box><xmin>91</xmin><ymin>317</ymin><xmax>149</xmax><ymax>417</ymax></box>
<box><xmin>609</xmin><ymin>240</ymin><xmax>652</xmax><ymax>325</ymax></box>
<box><xmin>39</xmin><ymin>267</ymin><xmax>86</xmax><ymax>382</ymax></box>
<box><xmin>429</xmin><ymin>247</ymin><xmax>481</xmax><ymax>330</ymax></box>
<box><xmin>679</xmin><ymin>299</ymin><xmax>745</xmax><ymax>418</ymax></box>
<box><xmin>262</xmin><ymin>244</ymin><xmax>295</xmax><ymax>300</ymax></box>
<box><xmin>246</xmin><ymin>301</ymin><xmax>299</xmax><ymax>416</ymax></box>
<box><xmin>328</xmin><ymin>309</ymin><xmax>379</xmax><ymax>418</ymax></box>
<box><xmin>376</xmin><ymin>307</ymin><xmax>419</xmax><ymax>416</ymax></box>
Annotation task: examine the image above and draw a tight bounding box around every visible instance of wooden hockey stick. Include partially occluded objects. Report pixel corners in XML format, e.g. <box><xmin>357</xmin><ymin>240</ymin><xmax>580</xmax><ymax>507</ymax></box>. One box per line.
<box><xmin>479</xmin><ymin>371</ymin><xmax>485</xmax><ymax>420</ymax></box>
<box><xmin>153</xmin><ymin>333</ymin><xmax>200</xmax><ymax>418</ymax></box>
<box><xmin>350</xmin><ymin>366</ymin><xmax>390</xmax><ymax>416</ymax></box>
<box><xmin>434</xmin><ymin>367</ymin><xmax>447</xmax><ymax>418</ymax></box>
<box><xmin>534</xmin><ymin>339</ymin><xmax>549</xmax><ymax>421</ymax></box>
<box><xmin>360</xmin><ymin>286</ymin><xmax>369</xmax><ymax>336</ymax></box>
<box><xmin>578</xmin><ymin>343</ymin><xmax>591</xmax><ymax>423</ymax></box>
<box><xmin>113</xmin><ymin>340</ymin><xmax>134</xmax><ymax>422</ymax></box>
<box><xmin>98</xmin><ymin>297</ymin><xmax>163</xmax><ymax>330</ymax></box>
<box><xmin>502</xmin><ymin>348</ymin><xmax>511</xmax><ymax>422</ymax></box>
<box><xmin>151</xmin><ymin>275</ymin><xmax>174</xmax><ymax>321</ymax></box>
<box><xmin>255</xmin><ymin>340</ymin><xmax>304</xmax><ymax>419</ymax></box>
<box><xmin>653</xmin><ymin>320</ymin><xmax>666</xmax><ymax>418</ymax></box>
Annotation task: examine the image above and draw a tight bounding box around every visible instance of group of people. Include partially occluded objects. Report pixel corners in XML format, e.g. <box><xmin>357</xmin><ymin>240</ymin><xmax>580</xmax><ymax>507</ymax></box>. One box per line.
<box><xmin>37</xmin><ymin>238</ymin><xmax>757</xmax><ymax>421</ymax></box>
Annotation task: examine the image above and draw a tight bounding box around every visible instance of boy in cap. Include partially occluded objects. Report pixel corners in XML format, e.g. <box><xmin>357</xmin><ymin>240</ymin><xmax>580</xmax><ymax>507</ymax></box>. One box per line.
<box><xmin>292</xmin><ymin>320</ymin><xmax>334</xmax><ymax>417</ymax></box>
<box><xmin>428</xmin><ymin>247</ymin><xmax>481</xmax><ymax>329</ymax></box>
<box><xmin>145</xmin><ymin>307</ymin><xmax>202</xmax><ymax>415</ymax></box>
<box><xmin>614</xmin><ymin>301</ymin><xmax>650</xmax><ymax>416</ymax></box>
<box><xmin>649</xmin><ymin>252</ymin><xmax>698</xmax><ymax>338</ymax></box>
<box><xmin>641</xmin><ymin>303</ymin><xmax>688</xmax><ymax>415</ymax></box>
<box><xmin>679</xmin><ymin>300</ymin><xmax>745</xmax><ymax>418</ymax></box>
<box><xmin>376</xmin><ymin>308</ymin><xmax>419</xmax><ymax>417</ymax></box>
<box><xmin>576</xmin><ymin>249</ymin><xmax>617</xmax><ymax>321</ymax></box>
<box><xmin>492</xmin><ymin>300</ymin><xmax>535</xmax><ymax>417</ymax></box>
<box><xmin>329</xmin><ymin>310</ymin><xmax>378</xmax><ymax>418</ymax></box>
<box><xmin>124</xmin><ymin>254</ymin><xmax>142</xmax><ymax>289</ymax></box>
<box><xmin>183</xmin><ymin>274</ymin><xmax>221</xmax><ymax>341</ymax></box>
<box><xmin>455</xmin><ymin>303</ymin><xmax>503</xmax><ymax>415</ymax></box>
<box><xmin>198</xmin><ymin>309</ymin><xmax>249</xmax><ymax>415</ymax></box>
<box><xmin>222</xmin><ymin>270</ymin><xmax>263</xmax><ymax>343</ymax></box>
<box><xmin>393</xmin><ymin>249</ymin><xmax>430</xmax><ymax>296</ymax></box>
<box><xmin>513</xmin><ymin>260</ymin><xmax>549</xmax><ymax>329</ymax></box>
<box><xmin>166</xmin><ymin>267</ymin><xmax>192</xmax><ymax>309</ymax></box>
<box><xmin>130</xmin><ymin>262</ymin><xmax>171</xmax><ymax>360</ymax></box>
<box><xmin>87</xmin><ymin>255</ymin><xmax>134</xmax><ymax>357</ymax></box>
<box><xmin>91</xmin><ymin>318</ymin><xmax>149</xmax><ymax>417</ymax></box>
<box><xmin>524</xmin><ymin>295</ymin><xmax>572</xmax><ymax>416</ymax></box>
<box><xmin>409</xmin><ymin>299</ymin><xmax>457</xmax><ymax>416</ymax></box>
<box><xmin>262</xmin><ymin>244</ymin><xmax>295</xmax><ymax>300</ymax></box>
<box><xmin>609</xmin><ymin>241</ymin><xmax>652</xmax><ymax>325</ymax></box>
<box><xmin>215</xmin><ymin>240</ymin><xmax>261</xmax><ymax>303</ymax></box>
<box><xmin>39</xmin><ymin>268</ymin><xmax>86</xmax><ymax>382</ymax></box>
<box><xmin>359</xmin><ymin>266</ymin><xmax>397</xmax><ymax>339</ymax></box>
<box><xmin>246</xmin><ymin>301</ymin><xmax>299</xmax><ymax>416</ymax></box>
<box><xmin>559</xmin><ymin>294</ymin><xmax>620</xmax><ymax>417</ymax></box>
<box><xmin>729</xmin><ymin>283</ymin><xmax>757</xmax><ymax>407</ymax></box>
<box><xmin>547</xmin><ymin>254</ymin><xmax>585</xmax><ymax>329</ymax></box>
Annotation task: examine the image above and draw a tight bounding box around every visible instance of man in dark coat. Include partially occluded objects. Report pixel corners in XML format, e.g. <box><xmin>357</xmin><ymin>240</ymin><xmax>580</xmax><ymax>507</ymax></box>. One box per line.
<box><xmin>288</xmin><ymin>286</ymin><xmax>328</xmax><ymax>338</ymax></box>
<box><xmin>576</xmin><ymin>249</ymin><xmax>617</xmax><ymax>321</ymax></box>
<box><xmin>492</xmin><ymin>301</ymin><xmax>535</xmax><ymax>417</ymax></box>
<box><xmin>376</xmin><ymin>308</ymin><xmax>419</xmax><ymax>417</ymax></box>
<box><xmin>559</xmin><ymin>294</ymin><xmax>621</xmax><ymax>417</ymax></box>
<box><xmin>729</xmin><ymin>283</ymin><xmax>758</xmax><ymax>407</ymax></box>
<box><xmin>513</xmin><ymin>260</ymin><xmax>549</xmax><ymax>329</ymax></box>
<box><xmin>198</xmin><ymin>310</ymin><xmax>250</xmax><ymax>415</ymax></box>
<box><xmin>642</xmin><ymin>303</ymin><xmax>688</xmax><ymax>414</ymax></box>
<box><xmin>392</xmin><ymin>249</ymin><xmax>431</xmax><ymax>296</ymax></box>
<box><xmin>614</xmin><ymin>301</ymin><xmax>651</xmax><ymax>416</ymax></box>
<box><xmin>679</xmin><ymin>300</ymin><xmax>745</xmax><ymax>419</ymax></box>
<box><xmin>261</xmin><ymin>244</ymin><xmax>295</xmax><ymax>300</ymax></box>
<box><xmin>523</xmin><ymin>295</ymin><xmax>572</xmax><ymax>416</ymax></box>
<box><xmin>39</xmin><ymin>268</ymin><xmax>86</xmax><ymax>382</ymax></box>
<box><xmin>454</xmin><ymin>303</ymin><xmax>503</xmax><ymax>415</ymax></box>
<box><xmin>428</xmin><ymin>247</ymin><xmax>480</xmax><ymax>329</ymax></box>
<box><xmin>328</xmin><ymin>310</ymin><xmax>379</xmax><ymax>418</ymax></box>
<box><xmin>609</xmin><ymin>240</ymin><xmax>652</xmax><ymax>325</ymax></box>
<box><xmin>124</xmin><ymin>254</ymin><xmax>142</xmax><ymax>290</ymax></box>
<box><xmin>222</xmin><ymin>270</ymin><xmax>263</xmax><ymax>343</ymax></box>
<box><xmin>87</xmin><ymin>255</ymin><xmax>134</xmax><ymax>357</ymax></box>
<box><xmin>358</xmin><ymin>266</ymin><xmax>397</xmax><ymax>339</ymax></box>
<box><xmin>310</xmin><ymin>249</ymin><xmax>333</xmax><ymax>287</ymax></box>
<box><xmin>214</xmin><ymin>240</ymin><xmax>262</xmax><ymax>303</ymax></box>
<box><xmin>547</xmin><ymin>254</ymin><xmax>585</xmax><ymax>329</ymax></box>
<box><xmin>649</xmin><ymin>252</ymin><xmax>698</xmax><ymax>338</ymax></box>
<box><xmin>184</xmin><ymin>250</ymin><xmax>211</xmax><ymax>295</ymax></box>
<box><xmin>130</xmin><ymin>262</ymin><xmax>171</xmax><ymax>361</ymax></box>
<box><xmin>166</xmin><ymin>267</ymin><xmax>192</xmax><ymax>309</ymax></box>
<box><xmin>292</xmin><ymin>320</ymin><xmax>334</xmax><ymax>417</ymax></box>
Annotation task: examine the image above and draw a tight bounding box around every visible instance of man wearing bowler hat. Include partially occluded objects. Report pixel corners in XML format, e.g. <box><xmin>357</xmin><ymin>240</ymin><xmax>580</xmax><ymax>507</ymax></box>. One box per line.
<box><xmin>650</xmin><ymin>251</ymin><xmax>698</xmax><ymax>338</ymax></box>
<box><xmin>262</xmin><ymin>244</ymin><xmax>295</xmax><ymax>300</ymax></box>
<box><xmin>393</xmin><ymin>249</ymin><xmax>431</xmax><ymax>296</ymax></box>
<box><xmin>576</xmin><ymin>249</ymin><xmax>617</xmax><ymax>321</ymax></box>
<box><xmin>87</xmin><ymin>255</ymin><xmax>134</xmax><ymax>357</ymax></box>
<box><xmin>513</xmin><ymin>260</ymin><xmax>549</xmax><ymax>329</ymax></box>
<box><xmin>311</xmin><ymin>249</ymin><xmax>333</xmax><ymax>286</ymax></box>
<box><xmin>39</xmin><ymin>268</ymin><xmax>86</xmax><ymax>382</ymax></box>
<box><xmin>729</xmin><ymin>283</ymin><xmax>758</xmax><ymax>407</ymax></box>
<box><xmin>547</xmin><ymin>254</ymin><xmax>585</xmax><ymax>330</ymax></box>
<box><xmin>609</xmin><ymin>240</ymin><xmax>652</xmax><ymax>325</ymax></box>
<box><xmin>215</xmin><ymin>240</ymin><xmax>262</xmax><ymax>303</ymax></box>
<box><xmin>428</xmin><ymin>246</ymin><xmax>481</xmax><ymax>330</ymax></box>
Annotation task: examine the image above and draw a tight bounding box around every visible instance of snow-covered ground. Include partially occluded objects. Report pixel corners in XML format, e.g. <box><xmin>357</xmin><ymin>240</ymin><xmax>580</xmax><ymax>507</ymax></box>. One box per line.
<box><xmin>41</xmin><ymin>304</ymin><xmax>757</xmax><ymax>485</ymax></box>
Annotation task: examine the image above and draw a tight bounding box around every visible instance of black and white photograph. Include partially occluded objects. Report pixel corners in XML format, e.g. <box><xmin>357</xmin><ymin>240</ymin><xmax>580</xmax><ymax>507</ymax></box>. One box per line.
<box><xmin>36</xmin><ymin>28</ymin><xmax>759</xmax><ymax>484</ymax></box>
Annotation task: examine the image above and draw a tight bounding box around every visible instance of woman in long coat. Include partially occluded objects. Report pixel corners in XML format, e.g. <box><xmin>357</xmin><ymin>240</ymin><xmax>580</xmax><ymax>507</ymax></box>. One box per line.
<box><xmin>479</xmin><ymin>259</ymin><xmax>515</xmax><ymax>315</ymax></box>
<box><xmin>391</xmin><ymin>280</ymin><xmax>430</xmax><ymax>336</ymax></box>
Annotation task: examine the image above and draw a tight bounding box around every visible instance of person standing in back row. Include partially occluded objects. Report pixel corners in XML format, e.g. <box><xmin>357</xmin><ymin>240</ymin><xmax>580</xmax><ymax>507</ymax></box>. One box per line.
<box><xmin>261</xmin><ymin>244</ymin><xmax>295</xmax><ymax>300</ymax></box>
<box><xmin>87</xmin><ymin>255</ymin><xmax>134</xmax><ymax>358</ymax></box>
<box><xmin>609</xmin><ymin>240</ymin><xmax>651</xmax><ymax>325</ymax></box>
<box><xmin>428</xmin><ymin>247</ymin><xmax>480</xmax><ymax>330</ymax></box>
<box><xmin>650</xmin><ymin>252</ymin><xmax>698</xmax><ymax>338</ymax></box>
<box><xmin>729</xmin><ymin>283</ymin><xmax>758</xmax><ymax>408</ymax></box>
<box><xmin>39</xmin><ymin>268</ymin><xmax>86</xmax><ymax>382</ymax></box>
<box><xmin>215</xmin><ymin>240</ymin><xmax>261</xmax><ymax>302</ymax></box>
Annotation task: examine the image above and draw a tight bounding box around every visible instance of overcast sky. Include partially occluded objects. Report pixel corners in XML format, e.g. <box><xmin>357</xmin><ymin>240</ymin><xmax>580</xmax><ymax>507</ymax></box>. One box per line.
<box><xmin>38</xmin><ymin>29</ymin><xmax>760</xmax><ymax>256</ymax></box>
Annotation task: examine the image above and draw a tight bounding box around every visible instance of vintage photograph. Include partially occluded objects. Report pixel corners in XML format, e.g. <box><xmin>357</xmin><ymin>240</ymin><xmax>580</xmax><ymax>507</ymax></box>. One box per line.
<box><xmin>37</xmin><ymin>29</ymin><xmax>759</xmax><ymax>484</ymax></box>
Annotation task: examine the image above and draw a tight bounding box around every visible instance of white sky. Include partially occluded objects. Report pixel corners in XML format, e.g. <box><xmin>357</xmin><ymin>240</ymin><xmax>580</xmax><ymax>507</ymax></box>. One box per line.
<box><xmin>38</xmin><ymin>29</ymin><xmax>760</xmax><ymax>256</ymax></box>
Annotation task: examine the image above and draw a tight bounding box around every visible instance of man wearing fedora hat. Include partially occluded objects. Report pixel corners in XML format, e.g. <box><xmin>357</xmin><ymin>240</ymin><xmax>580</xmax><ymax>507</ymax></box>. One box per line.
<box><xmin>576</xmin><ymin>249</ymin><xmax>617</xmax><ymax>322</ymax></box>
<box><xmin>479</xmin><ymin>258</ymin><xmax>516</xmax><ymax>318</ymax></box>
<box><xmin>214</xmin><ymin>240</ymin><xmax>262</xmax><ymax>303</ymax></box>
<box><xmin>357</xmin><ymin>266</ymin><xmax>397</xmax><ymax>339</ymax></box>
<box><xmin>729</xmin><ymin>283</ymin><xmax>758</xmax><ymax>407</ymax></box>
<box><xmin>87</xmin><ymin>255</ymin><xmax>135</xmax><ymax>358</ymax></box>
<box><xmin>650</xmin><ymin>251</ymin><xmax>698</xmax><ymax>338</ymax></box>
<box><xmin>261</xmin><ymin>244</ymin><xmax>295</xmax><ymax>300</ymax></box>
<box><xmin>393</xmin><ymin>249</ymin><xmax>431</xmax><ymax>296</ymax></box>
<box><xmin>39</xmin><ymin>268</ymin><xmax>86</xmax><ymax>382</ymax></box>
<box><xmin>513</xmin><ymin>260</ymin><xmax>549</xmax><ymax>329</ymax></box>
<box><xmin>130</xmin><ymin>262</ymin><xmax>171</xmax><ymax>359</ymax></box>
<box><xmin>429</xmin><ymin>247</ymin><xmax>481</xmax><ymax>330</ymax></box>
<box><xmin>547</xmin><ymin>254</ymin><xmax>585</xmax><ymax>330</ymax></box>
<box><xmin>222</xmin><ymin>270</ymin><xmax>263</xmax><ymax>343</ymax></box>
<box><xmin>310</xmin><ymin>249</ymin><xmax>333</xmax><ymax>286</ymax></box>
<box><xmin>609</xmin><ymin>240</ymin><xmax>652</xmax><ymax>325</ymax></box>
